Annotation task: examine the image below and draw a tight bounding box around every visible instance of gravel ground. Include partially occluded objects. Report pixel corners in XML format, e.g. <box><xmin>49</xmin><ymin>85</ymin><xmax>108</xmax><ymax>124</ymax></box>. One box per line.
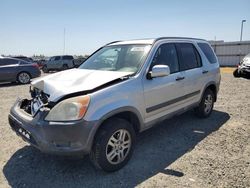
<box><xmin>0</xmin><ymin>72</ymin><xmax>249</xmax><ymax>188</ymax></box>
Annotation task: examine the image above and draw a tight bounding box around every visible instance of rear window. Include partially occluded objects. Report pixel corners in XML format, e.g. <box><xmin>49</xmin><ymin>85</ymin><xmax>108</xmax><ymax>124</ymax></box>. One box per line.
<box><xmin>198</xmin><ymin>43</ymin><xmax>217</xmax><ymax>64</ymax></box>
<box><xmin>62</xmin><ymin>55</ymin><xmax>73</xmax><ymax>60</ymax></box>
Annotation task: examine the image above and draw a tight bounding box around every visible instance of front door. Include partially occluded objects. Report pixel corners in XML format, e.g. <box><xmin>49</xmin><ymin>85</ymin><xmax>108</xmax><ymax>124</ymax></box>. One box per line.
<box><xmin>143</xmin><ymin>43</ymin><xmax>187</xmax><ymax>124</ymax></box>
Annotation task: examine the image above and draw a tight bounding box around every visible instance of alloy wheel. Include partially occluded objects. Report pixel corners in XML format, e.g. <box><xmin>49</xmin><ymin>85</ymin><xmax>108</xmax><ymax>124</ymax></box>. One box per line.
<box><xmin>106</xmin><ymin>129</ymin><xmax>131</xmax><ymax>165</ymax></box>
<box><xmin>204</xmin><ymin>94</ymin><xmax>213</xmax><ymax>114</ymax></box>
<box><xmin>18</xmin><ymin>72</ymin><xmax>30</xmax><ymax>84</ymax></box>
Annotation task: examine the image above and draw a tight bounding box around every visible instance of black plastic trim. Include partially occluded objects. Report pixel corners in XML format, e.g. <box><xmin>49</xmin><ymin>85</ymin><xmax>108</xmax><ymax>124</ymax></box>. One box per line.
<box><xmin>146</xmin><ymin>90</ymin><xmax>200</xmax><ymax>113</ymax></box>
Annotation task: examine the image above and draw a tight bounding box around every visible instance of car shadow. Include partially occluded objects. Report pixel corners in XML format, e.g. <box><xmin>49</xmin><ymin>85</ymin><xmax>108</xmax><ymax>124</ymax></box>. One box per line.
<box><xmin>0</xmin><ymin>82</ymin><xmax>32</xmax><ymax>88</ymax></box>
<box><xmin>0</xmin><ymin>82</ymin><xmax>20</xmax><ymax>88</ymax></box>
<box><xmin>3</xmin><ymin>110</ymin><xmax>230</xmax><ymax>188</ymax></box>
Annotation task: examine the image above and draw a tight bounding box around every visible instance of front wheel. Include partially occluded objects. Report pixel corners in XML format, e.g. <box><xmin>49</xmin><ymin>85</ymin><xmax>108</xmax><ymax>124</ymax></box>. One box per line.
<box><xmin>90</xmin><ymin>118</ymin><xmax>136</xmax><ymax>172</ymax></box>
<box><xmin>195</xmin><ymin>89</ymin><xmax>215</xmax><ymax>118</ymax></box>
<box><xmin>233</xmin><ymin>68</ymin><xmax>241</xmax><ymax>77</ymax></box>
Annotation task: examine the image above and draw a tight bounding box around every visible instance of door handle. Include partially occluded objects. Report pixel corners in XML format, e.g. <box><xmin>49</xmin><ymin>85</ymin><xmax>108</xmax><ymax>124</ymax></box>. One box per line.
<box><xmin>202</xmin><ymin>70</ymin><xmax>209</xmax><ymax>74</ymax></box>
<box><xmin>176</xmin><ymin>76</ymin><xmax>185</xmax><ymax>81</ymax></box>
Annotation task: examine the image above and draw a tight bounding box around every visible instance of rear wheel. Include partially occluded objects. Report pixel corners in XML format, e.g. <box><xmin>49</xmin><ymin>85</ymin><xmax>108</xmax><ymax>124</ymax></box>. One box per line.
<box><xmin>17</xmin><ymin>72</ymin><xmax>31</xmax><ymax>84</ymax></box>
<box><xmin>90</xmin><ymin>118</ymin><xmax>136</xmax><ymax>172</ymax></box>
<box><xmin>62</xmin><ymin>64</ymin><xmax>68</xmax><ymax>70</ymax></box>
<box><xmin>42</xmin><ymin>65</ymin><xmax>49</xmax><ymax>73</ymax></box>
<box><xmin>195</xmin><ymin>89</ymin><xmax>214</xmax><ymax>118</ymax></box>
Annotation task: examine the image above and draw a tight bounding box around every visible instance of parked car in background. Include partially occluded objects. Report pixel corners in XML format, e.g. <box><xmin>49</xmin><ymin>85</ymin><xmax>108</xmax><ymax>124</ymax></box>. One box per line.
<box><xmin>73</xmin><ymin>57</ymin><xmax>87</xmax><ymax>67</ymax></box>
<box><xmin>233</xmin><ymin>53</ymin><xmax>250</xmax><ymax>77</ymax></box>
<box><xmin>42</xmin><ymin>55</ymin><xmax>74</xmax><ymax>72</ymax></box>
<box><xmin>34</xmin><ymin>59</ymin><xmax>46</xmax><ymax>68</ymax></box>
<box><xmin>13</xmin><ymin>56</ymin><xmax>33</xmax><ymax>63</ymax></box>
<box><xmin>0</xmin><ymin>56</ymin><xmax>41</xmax><ymax>84</ymax></box>
<box><xmin>8</xmin><ymin>37</ymin><xmax>220</xmax><ymax>172</ymax></box>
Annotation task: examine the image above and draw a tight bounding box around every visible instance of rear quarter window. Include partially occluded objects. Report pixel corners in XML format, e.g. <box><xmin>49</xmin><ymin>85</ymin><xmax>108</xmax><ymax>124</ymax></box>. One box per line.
<box><xmin>198</xmin><ymin>43</ymin><xmax>217</xmax><ymax>64</ymax></box>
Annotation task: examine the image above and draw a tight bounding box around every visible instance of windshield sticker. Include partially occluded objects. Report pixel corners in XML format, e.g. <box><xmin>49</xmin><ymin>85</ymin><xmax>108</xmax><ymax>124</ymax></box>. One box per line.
<box><xmin>131</xmin><ymin>47</ymin><xmax>146</xmax><ymax>52</ymax></box>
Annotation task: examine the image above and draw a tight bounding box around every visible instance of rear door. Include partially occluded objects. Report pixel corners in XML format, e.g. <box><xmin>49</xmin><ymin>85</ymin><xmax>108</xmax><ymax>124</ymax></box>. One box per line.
<box><xmin>175</xmin><ymin>42</ymin><xmax>205</xmax><ymax>105</ymax></box>
<box><xmin>62</xmin><ymin>55</ymin><xmax>74</xmax><ymax>68</ymax></box>
<box><xmin>0</xmin><ymin>58</ymin><xmax>19</xmax><ymax>82</ymax></box>
<box><xmin>47</xmin><ymin>57</ymin><xmax>55</xmax><ymax>69</ymax></box>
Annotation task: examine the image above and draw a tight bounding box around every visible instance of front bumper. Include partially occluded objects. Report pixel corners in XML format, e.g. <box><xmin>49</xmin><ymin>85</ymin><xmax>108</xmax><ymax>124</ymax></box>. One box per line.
<box><xmin>238</xmin><ymin>66</ymin><xmax>250</xmax><ymax>73</ymax></box>
<box><xmin>9</xmin><ymin>99</ymin><xmax>98</xmax><ymax>156</ymax></box>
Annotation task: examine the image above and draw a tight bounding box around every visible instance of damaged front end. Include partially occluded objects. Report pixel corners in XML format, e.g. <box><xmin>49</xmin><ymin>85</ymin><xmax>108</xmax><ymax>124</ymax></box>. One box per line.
<box><xmin>20</xmin><ymin>86</ymin><xmax>50</xmax><ymax>116</ymax></box>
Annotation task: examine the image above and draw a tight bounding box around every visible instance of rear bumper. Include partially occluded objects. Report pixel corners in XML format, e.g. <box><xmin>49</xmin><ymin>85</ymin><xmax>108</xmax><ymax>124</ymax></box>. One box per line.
<box><xmin>31</xmin><ymin>68</ymin><xmax>41</xmax><ymax>78</ymax></box>
<box><xmin>9</xmin><ymin>99</ymin><xmax>99</xmax><ymax>156</ymax></box>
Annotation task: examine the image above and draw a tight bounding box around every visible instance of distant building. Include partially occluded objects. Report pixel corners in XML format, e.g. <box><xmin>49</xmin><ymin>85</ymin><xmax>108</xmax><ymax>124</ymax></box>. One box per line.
<box><xmin>209</xmin><ymin>40</ymin><xmax>250</xmax><ymax>66</ymax></box>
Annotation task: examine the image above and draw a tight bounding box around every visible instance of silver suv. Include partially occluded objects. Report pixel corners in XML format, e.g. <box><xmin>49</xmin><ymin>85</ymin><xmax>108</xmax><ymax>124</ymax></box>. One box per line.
<box><xmin>42</xmin><ymin>55</ymin><xmax>74</xmax><ymax>72</ymax></box>
<box><xmin>9</xmin><ymin>37</ymin><xmax>220</xmax><ymax>172</ymax></box>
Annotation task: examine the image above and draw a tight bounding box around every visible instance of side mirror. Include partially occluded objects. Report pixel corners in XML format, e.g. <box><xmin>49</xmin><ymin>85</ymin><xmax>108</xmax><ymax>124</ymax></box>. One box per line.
<box><xmin>148</xmin><ymin>65</ymin><xmax>170</xmax><ymax>79</ymax></box>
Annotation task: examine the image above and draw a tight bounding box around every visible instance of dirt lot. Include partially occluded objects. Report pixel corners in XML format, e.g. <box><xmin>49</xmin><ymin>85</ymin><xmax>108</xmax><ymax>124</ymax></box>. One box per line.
<box><xmin>0</xmin><ymin>69</ymin><xmax>249</xmax><ymax>188</ymax></box>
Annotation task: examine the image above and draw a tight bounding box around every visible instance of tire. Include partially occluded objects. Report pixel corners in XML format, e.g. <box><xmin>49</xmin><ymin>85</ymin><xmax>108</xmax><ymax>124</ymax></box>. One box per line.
<box><xmin>195</xmin><ymin>89</ymin><xmax>215</xmax><ymax>118</ymax></box>
<box><xmin>42</xmin><ymin>65</ymin><xmax>49</xmax><ymax>73</ymax></box>
<box><xmin>90</xmin><ymin>118</ymin><xmax>136</xmax><ymax>172</ymax></box>
<box><xmin>17</xmin><ymin>72</ymin><xmax>31</xmax><ymax>84</ymax></box>
<box><xmin>62</xmin><ymin>64</ymin><xmax>68</xmax><ymax>70</ymax></box>
<box><xmin>233</xmin><ymin>69</ymin><xmax>240</xmax><ymax>78</ymax></box>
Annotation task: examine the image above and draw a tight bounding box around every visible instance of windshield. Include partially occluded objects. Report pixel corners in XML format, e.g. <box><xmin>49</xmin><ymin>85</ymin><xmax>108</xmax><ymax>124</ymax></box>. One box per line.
<box><xmin>79</xmin><ymin>44</ymin><xmax>151</xmax><ymax>73</ymax></box>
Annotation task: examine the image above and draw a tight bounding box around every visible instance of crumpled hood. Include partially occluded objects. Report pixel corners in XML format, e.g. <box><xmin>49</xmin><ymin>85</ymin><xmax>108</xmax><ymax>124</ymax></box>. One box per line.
<box><xmin>31</xmin><ymin>69</ymin><xmax>132</xmax><ymax>102</ymax></box>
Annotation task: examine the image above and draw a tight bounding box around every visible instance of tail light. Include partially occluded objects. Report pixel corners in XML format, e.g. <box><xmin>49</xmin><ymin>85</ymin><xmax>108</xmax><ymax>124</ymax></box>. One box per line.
<box><xmin>32</xmin><ymin>63</ymin><xmax>39</xmax><ymax>68</ymax></box>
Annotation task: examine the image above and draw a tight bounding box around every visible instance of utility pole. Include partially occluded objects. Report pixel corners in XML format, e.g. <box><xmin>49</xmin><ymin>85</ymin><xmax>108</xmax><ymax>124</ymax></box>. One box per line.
<box><xmin>239</xmin><ymin>20</ymin><xmax>246</xmax><ymax>62</ymax></box>
<box><xmin>63</xmin><ymin>28</ymin><xmax>66</xmax><ymax>55</ymax></box>
<box><xmin>240</xmin><ymin>20</ymin><xmax>246</xmax><ymax>41</ymax></box>
<box><xmin>214</xmin><ymin>36</ymin><xmax>216</xmax><ymax>53</ymax></box>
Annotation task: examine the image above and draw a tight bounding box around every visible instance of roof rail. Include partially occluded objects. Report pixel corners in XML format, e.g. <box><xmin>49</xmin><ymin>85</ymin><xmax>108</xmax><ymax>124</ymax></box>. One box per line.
<box><xmin>154</xmin><ymin>37</ymin><xmax>206</xmax><ymax>43</ymax></box>
<box><xmin>105</xmin><ymin>41</ymin><xmax>122</xmax><ymax>46</ymax></box>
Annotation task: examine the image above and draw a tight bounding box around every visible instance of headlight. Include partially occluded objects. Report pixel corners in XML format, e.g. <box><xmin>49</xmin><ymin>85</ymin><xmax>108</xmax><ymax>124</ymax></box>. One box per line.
<box><xmin>45</xmin><ymin>95</ymin><xmax>90</xmax><ymax>121</ymax></box>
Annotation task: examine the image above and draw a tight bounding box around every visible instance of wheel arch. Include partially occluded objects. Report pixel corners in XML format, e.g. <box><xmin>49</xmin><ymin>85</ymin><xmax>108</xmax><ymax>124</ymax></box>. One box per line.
<box><xmin>90</xmin><ymin>107</ymin><xmax>143</xmax><ymax>149</ymax></box>
<box><xmin>202</xmin><ymin>81</ymin><xmax>218</xmax><ymax>102</ymax></box>
<box><xmin>97</xmin><ymin>107</ymin><xmax>143</xmax><ymax>133</ymax></box>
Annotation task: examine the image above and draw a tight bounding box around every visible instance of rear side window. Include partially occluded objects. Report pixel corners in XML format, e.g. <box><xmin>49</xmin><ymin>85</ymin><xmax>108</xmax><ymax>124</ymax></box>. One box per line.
<box><xmin>54</xmin><ymin>56</ymin><xmax>61</xmax><ymax>61</ymax></box>
<box><xmin>0</xmin><ymin>58</ymin><xmax>18</xmax><ymax>66</ymax></box>
<box><xmin>176</xmin><ymin>43</ymin><xmax>201</xmax><ymax>71</ymax></box>
<box><xmin>62</xmin><ymin>55</ymin><xmax>73</xmax><ymax>60</ymax></box>
<box><xmin>19</xmin><ymin>60</ymin><xmax>31</xmax><ymax>65</ymax></box>
<box><xmin>198</xmin><ymin>43</ymin><xmax>217</xmax><ymax>64</ymax></box>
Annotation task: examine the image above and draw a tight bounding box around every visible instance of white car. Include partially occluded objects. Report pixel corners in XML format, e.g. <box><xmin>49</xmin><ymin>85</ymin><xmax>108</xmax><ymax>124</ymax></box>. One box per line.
<box><xmin>234</xmin><ymin>53</ymin><xmax>250</xmax><ymax>77</ymax></box>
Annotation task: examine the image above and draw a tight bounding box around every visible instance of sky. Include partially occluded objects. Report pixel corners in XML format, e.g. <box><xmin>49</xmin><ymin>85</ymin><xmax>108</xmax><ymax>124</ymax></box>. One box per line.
<box><xmin>0</xmin><ymin>0</ymin><xmax>249</xmax><ymax>56</ymax></box>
